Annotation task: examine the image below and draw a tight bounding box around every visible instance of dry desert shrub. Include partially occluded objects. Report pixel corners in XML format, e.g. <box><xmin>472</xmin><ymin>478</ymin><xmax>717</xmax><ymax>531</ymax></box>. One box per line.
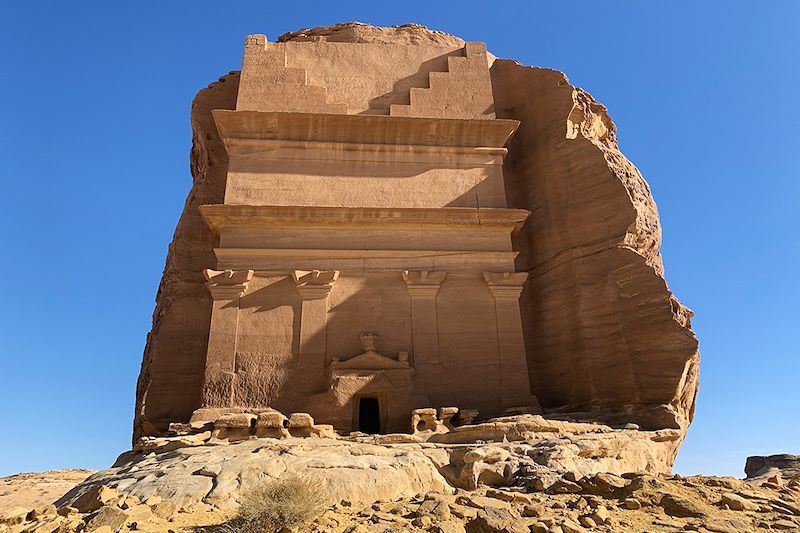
<box><xmin>215</xmin><ymin>476</ymin><xmax>327</xmax><ymax>533</ymax></box>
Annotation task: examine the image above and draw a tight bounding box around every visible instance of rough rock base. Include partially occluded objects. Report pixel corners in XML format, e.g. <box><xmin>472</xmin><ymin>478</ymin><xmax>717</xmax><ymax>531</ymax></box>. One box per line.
<box><xmin>55</xmin><ymin>416</ymin><xmax>684</xmax><ymax>513</ymax></box>
<box><xmin>4</xmin><ymin>469</ymin><xmax>800</xmax><ymax>533</ymax></box>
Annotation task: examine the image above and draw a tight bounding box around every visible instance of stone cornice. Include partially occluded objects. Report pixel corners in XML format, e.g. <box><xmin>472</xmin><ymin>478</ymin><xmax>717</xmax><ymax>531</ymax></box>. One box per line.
<box><xmin>200</xmin><ymin>205</ymin><xmax>529</xmax><ymax>234</ymax></box>
<box><xmin>212</xmin><ymin>110</ymin><xmax>519</xmax><ymax>150</ymax></box>
<box><xmin>224</xmin><ymin>138</ymin><xmax>509</xmax><ymax>158</ymax></box>
<box><xmin>214</xmin><ymin>248</ymin><xmax>518</xmax><ymax>272</ymax></box>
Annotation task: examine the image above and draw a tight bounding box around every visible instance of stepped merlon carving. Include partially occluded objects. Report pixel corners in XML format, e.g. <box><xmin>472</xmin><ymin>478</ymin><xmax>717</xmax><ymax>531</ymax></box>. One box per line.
<box><xmin>236</xmin><ymin>34</ymin><xmax>494</xmax><ymax>119</ymax></box>
<box><xmin>237</xmin><ymin>34</ymin><xmax>347</xmax><ymax>114</ymax></box>
<box><xmin>390</xmin><ymin>42</ymin><xmax>496</xmax><ymax>119</ymax></box>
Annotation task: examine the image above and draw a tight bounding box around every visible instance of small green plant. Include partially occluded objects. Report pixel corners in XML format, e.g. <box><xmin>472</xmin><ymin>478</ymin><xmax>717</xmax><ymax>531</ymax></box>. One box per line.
<box><xmin>220</xmin><ymin>476</ymin><xmax>327</xmax><ymax>533</ymax></box>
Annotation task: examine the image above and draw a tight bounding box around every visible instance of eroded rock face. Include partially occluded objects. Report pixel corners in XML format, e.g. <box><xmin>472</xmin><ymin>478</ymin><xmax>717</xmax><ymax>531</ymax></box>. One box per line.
<box><xmin>133</xmin><ymin>71</ymin><xmax>239</xmax><ymax>440</ymax></box>
<box><xmin>490</xmin><ymin>61</ymin><xmax>699</xmax><ymax>433</ymax></box>
<box><xmin>59</xmin><ymin>417</ymin><xmax>682</xmax><ymax>513</ymax></box>
<box><xmin>59</xmin><ymin>438</ymin><xmax>453</xmax><ymax>512</ymax></box>
<box><xmin>746</xmin><ymin>454</ymin><xmax>800</xmax><ymax>480</ymax></box>
<box><xmin>276</xmin><ymin>21</ymin><xmax>465</xmax><ymax>46</ymax></box>
<box><xmin>133</xmin><ymin>22</ymin><xmax>699</xmax><ymax>447</ymax></box>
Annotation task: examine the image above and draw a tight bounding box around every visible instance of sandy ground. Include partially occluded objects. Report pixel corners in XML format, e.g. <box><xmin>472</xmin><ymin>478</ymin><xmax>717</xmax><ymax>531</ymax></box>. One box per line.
<box><xmin>0</xmin><ymin>470</ymin><xmax>93</xmax><ymax>512</ymax></box>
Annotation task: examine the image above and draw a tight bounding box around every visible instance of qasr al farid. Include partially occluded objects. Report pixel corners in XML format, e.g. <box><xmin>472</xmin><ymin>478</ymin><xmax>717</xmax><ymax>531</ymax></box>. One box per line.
<box><xmin>135</xmin><ymin>26</ymin><xmax>698</xmax><ymax>442</ymax></box>
<box><xmin>14</xmin><ymin>23</ymin><xmax>795</xmax><ymax>533</ymax></box>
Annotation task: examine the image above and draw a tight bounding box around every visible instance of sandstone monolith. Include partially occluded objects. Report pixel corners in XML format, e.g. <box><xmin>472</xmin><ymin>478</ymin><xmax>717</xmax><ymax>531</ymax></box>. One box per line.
<box><xmin>133</xmin><ymin>23</ymin><xmax>699</xmax><ymax>467</ymax></box>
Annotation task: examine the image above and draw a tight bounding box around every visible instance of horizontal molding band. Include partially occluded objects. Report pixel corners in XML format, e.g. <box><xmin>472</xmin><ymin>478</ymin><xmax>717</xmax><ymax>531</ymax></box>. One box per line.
<box><xmin>214</xmin><ymin>248</ymin><xmax>519</xmax><ymax>272</ymax></box>
<box><xmin>212</xmin><ymin>110</ymin><xmax>520</xmax><ymax>149</ymax></box>
<box><xmin>200</xmin><ymin>204</ymin><xmax>530</xmax><ymax>233</ymax></box>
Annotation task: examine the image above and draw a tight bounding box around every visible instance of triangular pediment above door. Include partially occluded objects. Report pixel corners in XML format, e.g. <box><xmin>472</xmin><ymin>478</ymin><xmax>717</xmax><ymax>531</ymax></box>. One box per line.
<box><xmin>333</xmin><ymin>350</ymin><xmax>410</xmax><ymax>371</ymax></box>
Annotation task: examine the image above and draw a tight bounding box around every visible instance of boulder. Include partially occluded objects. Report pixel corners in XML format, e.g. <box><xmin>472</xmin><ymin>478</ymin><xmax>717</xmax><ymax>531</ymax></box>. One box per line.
<box><xmin>578</xmin><ymin>472</ymin><xmax>628</xmax><ymax>497</ymax></box>
<box><xmin>660</xmin><ymin>494</ymin><xmax>708</xmax><ymax>518</ymax></box>
<box><xmin>64</xmin><ymin>485</ymin><xmax>118</xmax><ymax>513</ymax></box>
<box><xmin>85</xmin><ymin>506</ymin><xmax>128</xmax><ymax>532</ymax></box>
<box><xmin>465</xmin><ymin>507</ymin><xmax>528</xmax><ymax>533</ymax></box>
<box><xmin>56</xmin><ymin>437</ymin><xmax>452</xmax><ymax>511</ymax></box>
<box><xmin>432</xmin><ymin>521</ymin><xmax>467</xmax><ymax>533</ymax></box>
<box><xmin>463</xmin><ymin>446</ymin><xmax>510</xmax><ymax>465</ymax></box>
<box><xmin>287</xmin><ymin>413</ymin><xmax>315</xmax><ymax>437</ymax></box>
<box><xmin>720</xmin><ymin>492</ymin><xmax>759</xmax><ymax>511</ymax></box>
<box><xmin>255</xmin><ymin>410</ymin><xmax>289</xmax><ymax>439</ymax></box>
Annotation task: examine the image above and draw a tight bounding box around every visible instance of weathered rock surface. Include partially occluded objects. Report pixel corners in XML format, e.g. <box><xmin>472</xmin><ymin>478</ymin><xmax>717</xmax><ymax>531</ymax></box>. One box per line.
<box><xmin>57</xmin><ymin>438</ymin><xmax>452</xmax><ymax>512</ymax></box>
<box><xmin>277</xmin><ymin>21</ymin><xmax>466</xmax><ymax>46</ymax></box>
<box><xmin>133</xmin><ymin>21</ymin><xmax>699</xmax><ymax>445</ymax></box>
<box><xmin>491</xmin><ymin>58</ymin><xmax>699</xmax><ymax>434</ymax></box>
<box><xmin>133</xmin><ymin>66</ymin><xmax>238</xmax><ymax>440</ymax></box>
<box><xmin>57</xmin><ymin>416</ymin><xmax>683</xmax><ymax>516</ymax></box>
<box><xmin>7</xmin><ymin>464</ymin><xmax>800</xmax><ymax>532</ymax></box>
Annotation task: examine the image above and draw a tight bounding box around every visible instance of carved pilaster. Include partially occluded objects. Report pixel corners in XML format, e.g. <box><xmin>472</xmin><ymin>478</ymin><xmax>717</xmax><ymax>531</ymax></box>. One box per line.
<box><xmin>402</xmin><ymin>270</ymin><xmax>447</xmax><ymax>298</ymax></box>
<box><xmin>292</xmin><ymin>270</ymin><xmax>339</xmax><ymax>300</ymax></box>
<box><xmin>292</xmin><ymin>270</ymin><xmax>339</xmax><ymax>391</ymax></box>
<box><xmin>205</xmin><ymin>269</ymin><xmax>254</xmax><ymax>300</ymax></box>
<box><xmin>482</xmin><ymin>272</ymin><xmax>527</xmax><ymax>299</ymax></box>
<box><xmin>402</xmin><ymin>271</ymin><xmax>446</xmax><ymax>370</ymax></box>
<box><xmin>201</xmin><ymin>269</ymin><xmax>253</xmax><ymax>407</ymax></box>
<box><xmin>483</xmin><ymin>272</ymin><xmax>532</xmax><ymax>407</ymax></box>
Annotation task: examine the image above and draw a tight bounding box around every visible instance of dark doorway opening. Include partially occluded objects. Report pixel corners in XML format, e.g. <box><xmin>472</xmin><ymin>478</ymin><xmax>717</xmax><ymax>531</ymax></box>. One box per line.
<box><xmin>358</xmin><ymin>397</ymin><xmax>381</xmax><ymax>434</ymax></box>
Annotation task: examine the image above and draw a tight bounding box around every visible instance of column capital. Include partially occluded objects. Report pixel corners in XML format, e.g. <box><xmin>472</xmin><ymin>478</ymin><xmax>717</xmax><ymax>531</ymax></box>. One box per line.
<box><xmin>293</xmin><ymin>270</ymin><xmax>339</xmax><ymax>300</ymax></box>
<box><xmin>204</xmin><ymin>269</ymin><xmax>254</xmax><ymax>300</ymax></box>
<box><xmin>402</xmin><ymin>271</ymin><xmax>447</xmax><ymax>298</ymax></box>
<box><xmin>483</xmin><ymin>272</ymin><xmax>528</xmax><ymax>299</ymax></box>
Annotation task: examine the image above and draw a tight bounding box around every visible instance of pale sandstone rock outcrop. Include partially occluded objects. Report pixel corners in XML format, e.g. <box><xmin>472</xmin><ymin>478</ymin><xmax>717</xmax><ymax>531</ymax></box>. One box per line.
<box><xmin>133</xmin><ymin>68</ymin><xmax>238</xmax><ymax>440</ymax></box>
<box><xmin>57</xmin><ymin>438</ymin><xmax>453</xmax><ymax>512</ymax></box>
<box><xmin>57</xmin><ymin>416</ymin><xmax>684</xmax><ymax>513</ymax></box>
<box><xmin>746</xmin><ymin>454</ymin><xmax>800</xmax><ymax>481</ymax></box>
<box><xmin>490</xmin><ymin>60</ymin><xmax>699</xmax><ymax>435</ymax></box>
<box><xmin>133</xmin><ymin>21</ymin><xmax>698</xmax><ymax>467</ymax></box>
<box><xmin>277</xmin><ymin>22</ymin><xmax>465</xmax><ymax>46</ymax></box>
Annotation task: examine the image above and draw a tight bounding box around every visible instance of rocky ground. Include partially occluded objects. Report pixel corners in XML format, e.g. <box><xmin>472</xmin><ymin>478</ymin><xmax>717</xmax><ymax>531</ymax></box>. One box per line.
<box><xmin>1</xmin><ymin>418</ymin><xmax>797</xmax><ymax>533</ymax></box>
<box><xmin>2</xmin><ymin>468</ymin><xmax>800</xmax><ymax>532</ymax></box>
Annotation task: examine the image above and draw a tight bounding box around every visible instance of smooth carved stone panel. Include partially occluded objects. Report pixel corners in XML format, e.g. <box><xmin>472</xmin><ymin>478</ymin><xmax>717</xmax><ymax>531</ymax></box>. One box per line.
<box><xmin>325</xmin><ymin>272</ymin><xmax>413</xmax><ymax>367</ymax></box>
<box><xmin>235</xmin><ymin>275</ymin><xmax>299</xmax><ymax>355</ymax></box>
<box><xmin>436</xmin><ymin>274</ymin><xmax>501</xmax><ymax>368</ymax></box>
<box><xmin>224</xmin><ymin>161</ymin><xmax>507</xmax><ymax>209</ymax></box>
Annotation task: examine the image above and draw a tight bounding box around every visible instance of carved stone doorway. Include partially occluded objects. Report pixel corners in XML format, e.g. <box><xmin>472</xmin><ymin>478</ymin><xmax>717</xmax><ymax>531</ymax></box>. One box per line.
<box><xmin>357</xmin><ymin>396</ymin><xmax>381</xmax><ymax>434</ymax></box>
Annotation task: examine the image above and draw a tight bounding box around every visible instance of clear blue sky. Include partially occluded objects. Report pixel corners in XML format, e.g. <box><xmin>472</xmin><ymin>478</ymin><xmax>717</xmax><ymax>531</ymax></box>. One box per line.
<box><xmin>1</xmin><ymin>1</ymin><xmax>797</xmax><ymax>478</ymax></box>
